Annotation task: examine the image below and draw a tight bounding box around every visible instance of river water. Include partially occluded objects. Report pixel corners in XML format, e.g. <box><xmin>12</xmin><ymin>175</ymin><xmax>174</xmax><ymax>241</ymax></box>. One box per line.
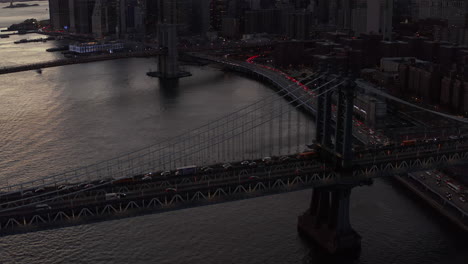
<box><xmin>0</xmin><ymin>5</ymin><xmax>468</xmax><ymax>264</ymax></box>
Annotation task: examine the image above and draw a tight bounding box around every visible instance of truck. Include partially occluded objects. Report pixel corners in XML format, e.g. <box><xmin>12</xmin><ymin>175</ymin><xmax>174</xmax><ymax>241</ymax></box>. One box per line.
<box><xmin>401</xmin><ymin>140</ymin><xmax>416</xmax><ymax>146</ymax></box>
<box><xmin>105</xmin><ymin>193</ymin><xmax>126</xmax><ymax>201</ymax></box>
<box><xmin>175</xmin><ymin>165</ymin><xmax>197</xmax><ymax>176</ymax></box>
<box><xmin>296</xmin><ymin>151</ymin><xmax>317</xmax><ymax>159</ymax></box>
<box><xmin>447</xmin><ymin>182</ymin><xmax>462</xmax><ymax>194</ymax></box>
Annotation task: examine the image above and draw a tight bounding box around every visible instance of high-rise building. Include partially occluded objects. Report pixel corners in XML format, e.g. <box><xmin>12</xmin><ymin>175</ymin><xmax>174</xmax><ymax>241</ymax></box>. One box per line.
<box><xmin>291</xmin><ymin>0</ymin><xmax>311</xmax><ymax>9</ymax></box>
<box><xmin>91</xmin><ymin>0</ymin><xmax>120</xmax><ymax>38</ymax></box>
<box><xmin>157</xmin><ymin>0</ymin><xmax>193</xmax><ymax>35</ymax></box>
<box><xmin>210</xmin><ymin>0</ymin><xmax>227</xmax><ymax>31</ymax></box>
<box><xmin>393</xmin><ymin>0</ymin><xmax>412</xmax><ymax>24</ymax></box>
<box><xmin>69</xmin><ymin>0</ymin><xmax>97</xmax><ymax>34</ymax></box>
<box><xmin>145</xmin><ymin>0</ymin><xmax>159</xmax><ymax>35</ymax></box>
<box><xmin>244</xmin><ymin>8</ymin><xmax>281</xmax><ymax>34</ymax></box>
<box><xmin>316</xmin><ymin>0</ymin><xmax>329</xmax><ymax>24</ymax></box>
<box><xmin>191</xmin><ymin>0</ymin><xmax>211</xmax><ymax>36</ymax></box>
<box><xmin>221</xmin><ymin>17</ymin><xmax>240</xmax><ymax>38</ymax></box>
<box><xmin>412</xmin><ymin>0</ymin><xmax>467</xmax><ymax>27</ymax></box>
<box><xmin>286</xmin><ymin>10</ymin><xmax>313</xmax><ymax>39</ymax></box>
<box><xmin>49</xmin><ymin>0</ymin><xmax>70</xmax><ymax>30</ymax></box>
<box><xmin>351</xmin><ymin>0</ymin><xmax>393</xmax><ymax>40</ymax></box>
<box><xmin>119</xmin><ymin>0</ymin><xmax>146</xmax><ymax>39</ymax></box>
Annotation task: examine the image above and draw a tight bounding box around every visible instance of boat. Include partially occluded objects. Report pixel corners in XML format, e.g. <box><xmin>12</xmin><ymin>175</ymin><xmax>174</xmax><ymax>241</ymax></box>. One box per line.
<box><xmin>0</xmin><ymin>35</ymin><xmax>9</xmax><ymax>39</ymax></box>
<box><xmin>46</xmin><ymin>45</ymin><xmax>68</xmax><ymax>52</ymax></box>
<box><xmin>13</xmin><ymin>39</ymin><xmax>27</xmax><ymax>44</ymax></box>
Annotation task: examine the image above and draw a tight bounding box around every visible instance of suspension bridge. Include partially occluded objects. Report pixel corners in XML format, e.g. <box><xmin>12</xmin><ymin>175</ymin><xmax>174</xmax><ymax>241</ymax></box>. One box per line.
<box><xmin>1</xmin><ymin>53</ymin><xmax>468</xmax><ymax>257</ymax></box>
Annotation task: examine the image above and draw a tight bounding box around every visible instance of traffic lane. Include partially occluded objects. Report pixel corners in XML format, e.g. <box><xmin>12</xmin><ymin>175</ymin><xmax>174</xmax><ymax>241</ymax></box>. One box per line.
<box><xmin>411</xmin><ymin>171</ymin><xmax>468</xmax><ymax>212</ymax></box>
<box><xmin>3</xmin><ymin>162</ymin><xmax>323</xmax><ymax>216</ymax></box>
<box><xmin>0</xmin><ymin>165</ymin><xmax>330</xmax><ymax>218</ymax></box>
<box><xmin>0</xmin><ymin>158</ymin><xmax>322</xmax><ymax>208</ymax></box>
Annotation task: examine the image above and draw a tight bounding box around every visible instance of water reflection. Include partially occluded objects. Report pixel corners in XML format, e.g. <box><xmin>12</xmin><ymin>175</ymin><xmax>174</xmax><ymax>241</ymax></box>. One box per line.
<box><xmin>158</xmin><ymin>78</ymin><xmax>180</xmax><ymax>99</ymax></box>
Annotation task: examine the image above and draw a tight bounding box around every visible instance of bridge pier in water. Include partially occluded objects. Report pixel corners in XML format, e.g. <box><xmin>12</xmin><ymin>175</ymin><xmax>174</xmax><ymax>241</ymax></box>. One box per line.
<box><xmin>298</xmin><ymin>73</ymin><xmax>361</xmax><ymax>257</ymax></box>
<box><xmin>147</xmin><ymin>24</ymin><xmax>191</xmax><ymax>79</ymax></box>
<box><xmin>298</xmin><ymin>184</ymin><xmax>361</xmax><ymax>257</ymax></box>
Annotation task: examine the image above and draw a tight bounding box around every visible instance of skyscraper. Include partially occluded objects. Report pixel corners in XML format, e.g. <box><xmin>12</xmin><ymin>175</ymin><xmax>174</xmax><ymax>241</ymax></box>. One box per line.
<box><xmin>210</xmin><ymin>0</ymin><xmax>227</xmax><ymax>31</ymax></box>
<box><xmin>91</xmin><ymin>0</ymin><xmax>119</xmax><ymax>38</ymax></box>
<box><xmin>119</xmin><ymin>0</ymin><xmax>146</xmax><ymax>38</ymax></box>
<box><xmin>49</xmin><ymin>0</ymin><xmax>70</xmax><ymax>30</ymax></box>
<box><xmin>191</xmin><ymin>0</ymin><xmax>211</xmax><ymax>36</ymax></box>
<box><xmin>69</xmin><ymin>0</ymin><xmax>96</xmax><ymax>34</ymax></box>
<box><xmin>351</xmin><ymin>0</ymin><xmax>393</xmax><ymax>39</ymax></box>
<box><xmin>156</xmin><ymin>0</ymin><xmax>193</xmax><ymax>35</ymax></box>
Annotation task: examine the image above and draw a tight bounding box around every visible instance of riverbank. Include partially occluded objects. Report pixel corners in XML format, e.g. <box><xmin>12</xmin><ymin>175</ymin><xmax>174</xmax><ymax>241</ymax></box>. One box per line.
<box><xmin>393</xmin><ymin>173</ymin><xmax>468</xmax><ymax>232</ymax></box>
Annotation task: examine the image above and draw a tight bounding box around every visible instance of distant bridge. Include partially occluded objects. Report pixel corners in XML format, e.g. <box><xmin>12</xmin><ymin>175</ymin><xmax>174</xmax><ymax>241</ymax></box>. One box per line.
<box><xmin>0</xmin><ymin>50</ymin><xmax>164</xmax><ymax>75</ymax></box>
<box><xmin>0</xmin><ymin>40</ymin><xmax>275</xmax><ymax>76</ymax></box>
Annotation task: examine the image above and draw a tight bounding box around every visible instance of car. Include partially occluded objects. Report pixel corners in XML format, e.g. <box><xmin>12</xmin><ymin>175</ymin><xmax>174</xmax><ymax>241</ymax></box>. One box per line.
<box><xmin>35</xmin><ymin>204</ymin><xmax>52</xmax><ymax>211</ymax></box>
<box><xmin>165</xmin><ymin>187</ymin><xmax>177</xmax><ymax>193</ymax></box>
<box><xmin>58</xmin><ymin>185</ymin><xmax>68</xmax><ymax>190</ymax></box>
<box><xmin>84</xmin><ymin>184</ymin><xmax>95</xmax><ymax>189</ymax></box>
<box><xmin>262</xmin><ymin>157</ymin><xmax>272</xmax><ymax>164</ymax></box>
<box><xmin>105</xmin><ymin>192</ymin><xmax>126</xmax><ymax>201</ymax></box>
<box><xmin>160</xmin><ymin>171</ymin><xmax>171</xmax><ymax>177</ymax></box>
<box><xmin>249</xmin><ymin>162</ymin><xmax>257</xmax><ymax>167</ymax></box>
<box><xmin>34</xmin><ymin>187</ymin><xmax>45</xmax><ymax>193</ymax></box>
<box><xmin>22</xmin><ymin>191</ymin><xmax>33</xmax><ymax>196</ymax></box>
<box><xmin>279</xmin><ymin>156</ymin><xmax>290</xmax><ymax>162</ymax></box>
<box><xmin>142</xmin><ymin>175</ymin><xmax>152</xmax><ymax>181</ymax></box>
<box><xmin>241</xmin><ymin>160</ymin><xmax>250</xmax><ymax>166</ymax></box>
<box><xmin>203</xmin><ymin>167</ymin><xmax>214</xmax><ymax>172</ymax></box>
<box><xmin>222</xmin><ymin>163</ymin><xmax>233</xmax><ymax>170</ymax></box>
<box><xmin>460</xmin><ymin>197</ymin><xmax>466</xmax><ymax>203</ymax></box>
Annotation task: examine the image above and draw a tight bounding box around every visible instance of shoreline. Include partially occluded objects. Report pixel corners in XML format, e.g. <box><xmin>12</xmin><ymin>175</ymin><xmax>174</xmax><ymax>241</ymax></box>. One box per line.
<box><xmin>392</xmin><ymin>173</ymin><xmax>468</xmax><ymax>232</ymax></box>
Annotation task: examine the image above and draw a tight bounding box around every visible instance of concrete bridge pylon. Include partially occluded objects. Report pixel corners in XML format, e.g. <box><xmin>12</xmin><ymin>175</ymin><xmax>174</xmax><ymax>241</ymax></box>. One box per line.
<box><xmin>298</xmin><ymin>70</ymin><xmax>363</xmax><ymax>257</ymax></box>
<box><xmin>147</xmin><ymin>24</ymin><xmax>191</xmax><ymax>79</ymax></box>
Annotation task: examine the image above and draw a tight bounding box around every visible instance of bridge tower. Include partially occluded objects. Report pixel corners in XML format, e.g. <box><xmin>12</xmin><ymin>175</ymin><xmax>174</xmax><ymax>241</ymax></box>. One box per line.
<box><xmin>147</xmin><ymin>24</ymin><xmax>191</xmax><ymax>79</ymax></box>
<box><xmin>298</xmin><ymin>71</ymin><xmax>362</xmax><ymax>257</ymax></box>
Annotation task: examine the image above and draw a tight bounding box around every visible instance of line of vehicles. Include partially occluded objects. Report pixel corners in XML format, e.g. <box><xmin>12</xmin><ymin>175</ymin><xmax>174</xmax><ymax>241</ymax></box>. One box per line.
<box><xmin>422</xmin><ymin>170</ymin><xmax>467</xmax><ymax>203</ymax></box>
<box><xmin>2</xmin><ymin>150</ymin><xmax>320</xmax><ymax>208</ymax></box>
<box><xmin>0</xmin><ymin>150</ymin><xmax>321</xmax><ymax>213</ymax></box>
<box><xmin>119</xmin><ymin>151</ymin><xmax>318</xmax><ymax>184</ymax></box>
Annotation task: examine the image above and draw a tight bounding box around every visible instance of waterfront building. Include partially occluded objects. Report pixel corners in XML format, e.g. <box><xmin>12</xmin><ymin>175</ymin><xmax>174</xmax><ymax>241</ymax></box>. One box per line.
<box><xmin>49</xmin><ymin>0</ymin><xmax>71</xmax><ymax>30</ymax></box>
<box><xmin>69</xmin><ymin>42</ymin><xmax>124</xmax><ymax>53</ymax></box>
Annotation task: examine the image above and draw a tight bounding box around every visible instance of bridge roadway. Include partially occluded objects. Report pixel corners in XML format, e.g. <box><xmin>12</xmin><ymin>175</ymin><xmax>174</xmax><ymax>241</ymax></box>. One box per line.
<box><xmin>2</xmin><ymin>137</ymin><xmax>468</xmax><ymax>234</ymax></box>
<box><xmin>190</xmin><ymin>53</ymin><xmax>380</xmax><ymax>145</ymax></box>
<box><xmin>0</xmin><ymin>50</ymin><xmax>164</xmax><ymax>75</ymax></box>
<box><xmin>0</xmin><ymin>157</ymin><xmax>334</xmax><ymax>235</ymax></box>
